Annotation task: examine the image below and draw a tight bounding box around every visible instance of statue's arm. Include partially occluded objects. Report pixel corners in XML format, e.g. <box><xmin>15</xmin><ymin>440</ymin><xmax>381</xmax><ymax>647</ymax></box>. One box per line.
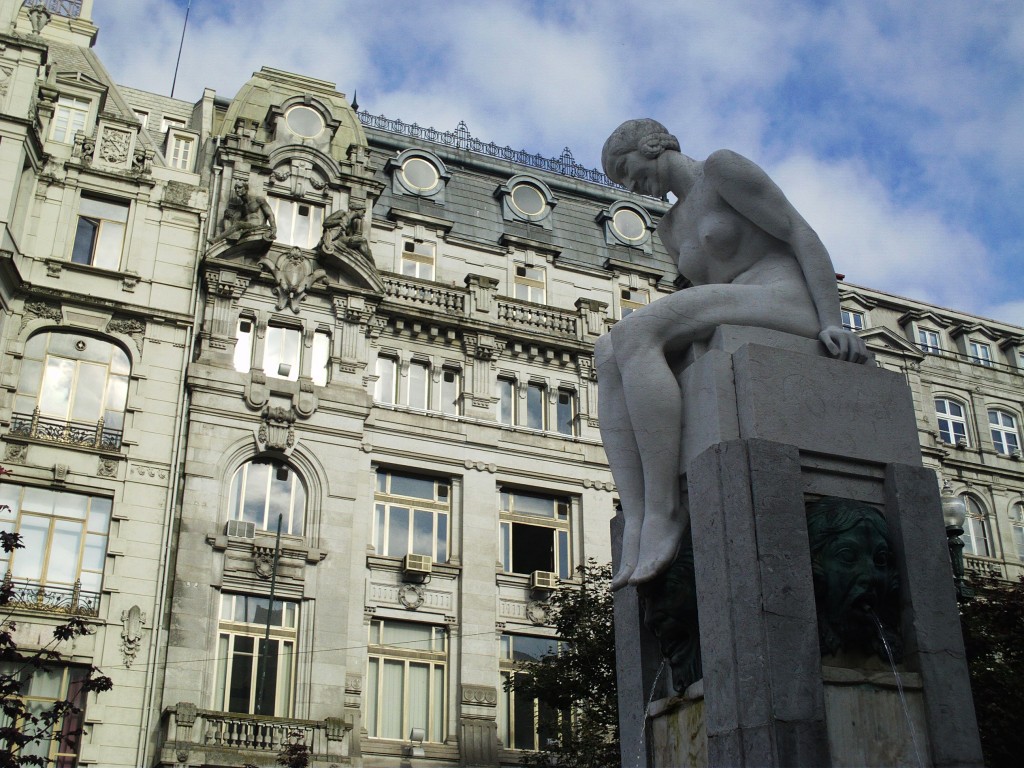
<box><xmin>257</xmin><ymin>196</ymin><xmax>277</xmax><ymax>230</ymax></box>
<box><xmin>704</xmin><ymin>150</ymin><xmax>867</xmax><ymax>362</ymax></box>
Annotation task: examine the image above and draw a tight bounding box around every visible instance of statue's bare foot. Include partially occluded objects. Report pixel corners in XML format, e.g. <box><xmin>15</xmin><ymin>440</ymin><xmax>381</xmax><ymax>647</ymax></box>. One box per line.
<box><xmin>611</xmin><ymin>516</ymin><xmax>642</xmax><ymax>591</ymax></box>
<box><xmin>628</xmin><ymin>518</ymin><xmax>683</xmax><ymax>585</ymax></box>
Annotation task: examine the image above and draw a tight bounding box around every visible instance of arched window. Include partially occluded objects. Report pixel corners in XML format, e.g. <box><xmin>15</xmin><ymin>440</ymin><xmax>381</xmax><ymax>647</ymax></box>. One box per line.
<box><xmin>935</xmin><ymin>398</ymin><xmax>969</xmax><ymax>446</ymax></box>
<box><xmin>988</xmin><ymin>409</ymin><xmax>1021</xmax><ymax>455</ymax></box>
<box><xmin>1009</xmin><ymin>502</ymin><xmax>1024</xmax><ymax>562</ymax></box>
<box><xmin>961</xmin><ymin>494</ymin><xmax>991</xmax><ymax>557</ymax></box>
<box><xmin>228</xmin><ymin>459</ymin><xmax>306</xmax><ymax>536</ymax></box>
<box><xmin>12</xmin><ymin>332</ymin><xmax>130</xmax><ymax>450</ymax></box>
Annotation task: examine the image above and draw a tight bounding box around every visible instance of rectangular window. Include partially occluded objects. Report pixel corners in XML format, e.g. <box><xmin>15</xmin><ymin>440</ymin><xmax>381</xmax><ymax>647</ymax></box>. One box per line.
<box><xmin>499</xmin><ymin>489</ymin><xmax>570</xmax><ymax>579</ymax></box>
<box><xmin>499</xmin><ymin>635</ymin><xmax>562</xmax><ymax>751</ymax></box>
<box><xmin>841</xmin><ymin>309</ymin><xmax>865</xmax><ymax>331</ymax></box>
<box><xmin>262</xmin><ymin>326</ymin><xmax>301</xmax><ymax>381</ymax></box>
<box><xmin>50</xmin><ymin>96</ymin><xmax>89</xmax><ymax>144</ymax></box>
<box><xmin>969</xmin><ymin>340</ymin><xmax>992</xmax><ymax>366</ymax></box>
<box><xmin>234</xmin><ymin>318</ymin><xmax>254</xmax><ymax>373</ymax></box>
<box><xmin>514</xmin><ymin>265</ymin><xmax>546</xmax><ymax>304</ymax></box>
<box><xmin>556</xmin><ymin>389</ymin><xmax>576</xmax><ymax>436</ymax></box>
<box><xmin>374</xmin><ymin>470</ymin><xmax>450</xmax><ymax>562</ymax></box>
<box><xmin>375</xmin><ymin>356</ymin><xmax>397</xmax><ymax>404</ymax></box>
<box><xmin>498</xmin><ymin>378</ymin><xmax>516</xmax><ymax>425</ymax></box>
<box><xmin>620</xmin><ymin>288</ymin><xmax>648</xmax><ymax>318</ymax></box>
<box><xmin>71</xmin><ymin>196</ymin><xmax>129</xmax><ymax>270</ymax></box>
<box><xmin>0</xmin><ymin>484</ymin><xmax>111</xmax><ymax>612</ymax></box>
<box><xmin>160</xmin><ymin>117</ymin><xmax>186</xmax><ymax>133</ymax></box>
<box><xmin>401</xmin><ymin>240</ymin><xmax>436</xmax><ymax>280</ymax></box>
<box><xmin>134</xmin><ymin>110</ymin><xmax>149</xmax><ymax>128</ymax></box>
<box><xmin>311</xmin><ymin>330</ymin><xmax>331</xmax><ymax>386</ymax></box>
<box><xmin>215</xmin><ymin>594</ymin><xmax>298</xmax><ymax>717</ymax></box>
<box><xmin>269</xmin><ymin>197</ymin><xmax>324</xmax><ymax>249</ymax></box>
<box><xmin>167</xmin><ymin>132</ymin><xmax>195</xmax><ymax>170</ymax></box>
<box><xmin>918</xmin><ymin>329</ymin><xmax>941</xmax><ymax>354</ymax></box>
<box><xmin>440</xmin><ymin>368</ymin><xmax>460</xmax><ymax>416</ymax></box>
<box><xmin>0</xmin><ymin>662</ymin><xmax>90</xmax><ymax>765</ymax></box>
<box><xmin>526</xmin><ymin>382</ymin><xmax>546</xmax><ymax>430</ymax></box>
<box><xmin>407</xmin><ymin>360</ymin><xmax>429</xmax><ymax>410</ymax></box>
<box><xmin>366</xmin><ymin>619</ymin><xmax>447</xmax><ymax>743</ymax></box>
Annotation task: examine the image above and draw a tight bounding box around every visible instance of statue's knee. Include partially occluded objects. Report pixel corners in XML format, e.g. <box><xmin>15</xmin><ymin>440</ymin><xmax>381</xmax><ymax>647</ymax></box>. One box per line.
<box><xmin>595</xmin><ymin>333</ymin><xmax>614</xmax><ymax>366</ymax></box>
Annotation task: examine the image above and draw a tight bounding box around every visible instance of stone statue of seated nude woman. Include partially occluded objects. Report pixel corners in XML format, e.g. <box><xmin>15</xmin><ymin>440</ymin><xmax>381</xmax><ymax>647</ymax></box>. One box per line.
<box><xmin>597</xmin><ymin>119</ymin><xmax>871</xmax><ymax>590</ymax></box>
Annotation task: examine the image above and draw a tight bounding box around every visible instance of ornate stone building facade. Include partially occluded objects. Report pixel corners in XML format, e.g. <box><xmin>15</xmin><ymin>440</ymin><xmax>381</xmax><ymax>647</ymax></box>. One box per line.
<box><xmin>0</xmin><ymin>2</ymin><xmax>1020</xmax><ymax>766</ymax></box>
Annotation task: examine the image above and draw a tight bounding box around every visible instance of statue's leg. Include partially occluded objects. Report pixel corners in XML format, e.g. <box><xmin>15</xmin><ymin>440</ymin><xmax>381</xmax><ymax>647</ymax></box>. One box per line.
<box><xmin>595</xmin><ymin>333</ymin><xmax>646</xmax><ymax>590</ymax></box>
<box><xmin>613</xmin><ymin>283</ymin><xmax>819</xmax><ymax>585</ymax></box>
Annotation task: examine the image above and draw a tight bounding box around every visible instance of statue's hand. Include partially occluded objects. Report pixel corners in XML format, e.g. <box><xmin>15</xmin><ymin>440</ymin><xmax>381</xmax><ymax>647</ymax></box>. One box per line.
<box><xmin>819</xmin><ymin>325</ymin><xmax>871</xmax><ymax>364</ymax></box>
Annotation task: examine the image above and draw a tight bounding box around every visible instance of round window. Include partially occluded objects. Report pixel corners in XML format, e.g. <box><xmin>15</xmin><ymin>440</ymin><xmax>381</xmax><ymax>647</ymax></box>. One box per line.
<box><xmin>510</xmin><ymin>183</ymin><xmax>547</xmax><ymax>217</ymax></box>
<box><xmin>400</xmin><ymin>157</ymin><xmax>440</xmax><ymax>192</ymax></box>
<box><xmin>285</xmin><ymin>106</ymin><xmax>324</xmax><ymax>138</ymax></box>
<box><xmin>612</xmin><ymin>208</ymin><xmax>647</xmax><ymax>241</ymax></box>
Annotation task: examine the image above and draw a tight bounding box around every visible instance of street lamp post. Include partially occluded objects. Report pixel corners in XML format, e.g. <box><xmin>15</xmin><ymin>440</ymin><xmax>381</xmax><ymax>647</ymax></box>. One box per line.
<box><xmin>941</xmin><ymin>481</ymin><xmax>973</xmax><ymax>601</ymax></box>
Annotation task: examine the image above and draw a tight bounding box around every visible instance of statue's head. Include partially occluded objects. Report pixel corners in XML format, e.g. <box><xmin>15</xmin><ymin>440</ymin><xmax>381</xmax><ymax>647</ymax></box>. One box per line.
<box><xmin>601</xmin><ymin>118</ymin><xmax>680</xmax><ymax>192</ymax></box>
<box><xmin>806</xmin><ymin>497</ymin><xmax>901</xmax><ymax>660</ymax></box>
<box><xmin>232</xmin><ymin>179</ymin><xmax>249</xmax><ymax>197</ymax></box>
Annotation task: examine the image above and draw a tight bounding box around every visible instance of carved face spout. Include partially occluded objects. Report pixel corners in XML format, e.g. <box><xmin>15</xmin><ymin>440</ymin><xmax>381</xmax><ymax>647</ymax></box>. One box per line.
<box><xmin>820</xmin><ymin>519</ymin><xmax>891</xmax><ymax>631</ymax></box>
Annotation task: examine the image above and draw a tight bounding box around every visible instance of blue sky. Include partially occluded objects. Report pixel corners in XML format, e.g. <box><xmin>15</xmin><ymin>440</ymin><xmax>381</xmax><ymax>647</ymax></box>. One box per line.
<box><xmin>92</xmin><ymin>0</ymin><xmax>1024</xmax><ymax>325</ymax></box>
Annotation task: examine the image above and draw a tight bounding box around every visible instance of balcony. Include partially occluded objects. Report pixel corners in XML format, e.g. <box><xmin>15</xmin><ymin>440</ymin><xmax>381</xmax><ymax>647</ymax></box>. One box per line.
<box><xmin>0</xmin><ymin>575</ymin><xmax>101</xmax><ymax>617</ymax></box>
<box><xmin>159</xmin><ymin>704</ymin><xmax>351</xmax><ymax>766</ymax></box>
<box><xmin>9</xmin><ymin>410</ymin><xmax>123</xmax><ymax>451</ymax></box>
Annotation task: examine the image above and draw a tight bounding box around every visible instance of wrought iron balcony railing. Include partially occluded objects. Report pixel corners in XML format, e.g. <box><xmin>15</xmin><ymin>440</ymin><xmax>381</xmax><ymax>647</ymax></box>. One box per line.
<box><xmin>23</xmin><ymin>0</ymin><xmax>83</xmax><ymax>18</ymax></box>
<box><xmin>1</xmin><ymin>574</ymin><xmax>101</xmax><ymax>617</ymax></box>
<box><xmin>10</xmin><ymin>409</ymin><xmax>123</xmax><ymax>450</ymax></box>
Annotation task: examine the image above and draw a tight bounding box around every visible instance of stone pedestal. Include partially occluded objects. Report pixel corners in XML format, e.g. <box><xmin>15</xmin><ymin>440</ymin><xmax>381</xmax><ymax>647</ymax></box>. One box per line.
<box><xmin>613</xmin><ymin>327</ymin><xmax>983</xmax><ymax>767</ymax></box>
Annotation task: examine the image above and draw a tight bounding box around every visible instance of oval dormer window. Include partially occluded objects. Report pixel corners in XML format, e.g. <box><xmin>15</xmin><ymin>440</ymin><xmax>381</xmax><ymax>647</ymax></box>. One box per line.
<box><xmin>510</xmin><ymin>182</ymin><xmax>547</xmax><ymax>217</ymax></box>
<box><xmin>612</xmin><ymin>207</ymin><xmax>646</xmax><ymax>242</ymax></box>
<box><xmin>285</xmin><ymin>105</ymin><xmax>324</xmax><ymax>138</ymax></box>
<box><xmin>400</xmin><ymin>157</ymin><xmax>440</xmax><ymax>192</ymax></box>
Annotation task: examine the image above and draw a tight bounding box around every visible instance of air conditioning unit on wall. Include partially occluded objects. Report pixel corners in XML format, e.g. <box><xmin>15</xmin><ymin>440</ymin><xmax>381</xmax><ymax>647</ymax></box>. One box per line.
<box><xmin>530</xmin><ymin>570</ymin><xmax>558</xmax><ymax>592</ymax></box>
<box><xmin>403</xmin><ymin>553</ymin><xmax>433</xmax><ymax>577</ymax></box>
<box><xmin>225</xmin><ymin>520</ymin><xmax>256</xmax><ymax>539</ymax></box>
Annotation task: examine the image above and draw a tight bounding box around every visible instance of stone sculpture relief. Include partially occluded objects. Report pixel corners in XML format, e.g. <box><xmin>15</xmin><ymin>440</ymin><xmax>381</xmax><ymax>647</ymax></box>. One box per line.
<box><xmin>209</xmin><ymin>179</ymin><xmax>276</xmax><ymax>245</ymax></box>
<box><xmin>806</xmin><ymin>497</ymin><xmax>901</xmax><ymax>661</ymax></box>
<box><xmin>319</xmin><ymin>201</ymin><xmax>373</xmax><ymax>264</ymax></box>
<box><xmin>596</xmin><ymin>119</ymin><xmax>872</xmax><ymax>590</ymax></box>
<box><xmin>120</xmin><ymin>605</ymin><xmax>146</xmax><ymax>668</ymax></box>
<box><xmin>258</xmin><ymin>247</ymin><xmax>327</xmax><ymax>312</ymax></box>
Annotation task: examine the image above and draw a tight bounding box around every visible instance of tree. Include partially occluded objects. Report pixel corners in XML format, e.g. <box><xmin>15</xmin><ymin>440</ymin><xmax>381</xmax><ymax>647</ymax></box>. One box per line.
<box><xmin>504</xmin><ymin>560</ymin><xmax>619</xmax><ymax>768</ymax></box>
<box><xmin>959</xmin><ymin>575</ymin><xmax>1024</xmax><ymax>767</ymax></box>
<box><xmin>0</xmin><ymin>466</ymin><xmax>113</xmax><ymax>767</ymax></box>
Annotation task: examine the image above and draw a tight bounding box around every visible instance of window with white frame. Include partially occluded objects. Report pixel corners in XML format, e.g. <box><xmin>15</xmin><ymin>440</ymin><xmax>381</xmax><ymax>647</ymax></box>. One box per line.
<box><xmin>227</xmin><ymin>459</ymin><xmax>306</xmax><ymax>536</ymax></box>
<box><xmin>160</xmin><ymin>117</ymin><xmax>186</xmax><ymax>133</ymax></box>
<box><xmin>935</xmin><ymin>398</ymin><xmax>969</xmax><ymax>446</ymax></box>
<box><xmin>134</xmin><ymin>110</ymin><xmax>149</xmax><ymax>128</ymax></box>
<box><xmin>918</xmin><ymin>329</ymin><xmax>941</xmax><ymax>354</ymax></box>
<box><xmin>526</xmin><ymin>382</ymin><xmax>546</xmax><ymax>430</ymax></box>
<box><xmin>50</xmin><ymin>96</ymin><xmax>90</xmax><ymax>144</ymax></box>
<box><xmin>234</xmin><ymin>318</ymin><xmax>254</xmax><ymax>373</ymax></box>
<box><xmin>167</xmin><ymin>131</ymin><xmax>195</xmax><ymax>170</ymax></box>
<box><xmin>366</xmin><ymin>619</ymin><xmax>447</xmax><ymax>743</ymax></box>
<box><xmin>374</xmin><ymin>470</ymin><xmax>450</xmax><ymax>562</ymax></box>
<box><xmin>215</xmin><ymin>594</ymin><xmax>298</xmax><ymax>717</ymax></box>
<box><xmin>988</xmin><ymin>409</ymin><xmax>1020</xmax><ymax>455</ymax></box>
<box><xmin>1010</xmin><ymin>502</ymin><xmax>1024</xmax><ymax>561</ymax></box>
<box><xmin>969</xmin><ymin>340</ymin><xmax>993</xmax><ymax>366</ymax></box>
<box><xmin>71</xmin><ymin>195</ymin><xmax>129</xmax><ymax>270</ymax></box>
<box><xmin>961</xmin><ymin>495</ymin><xmax>992</xmax><ymax>557</ymax></box>
<box><xmin>841</xmin><ymin>309</ymin><xmax>865</xmax><ymax>331</ymax></box>
<box><xmin>0</xmin><ymin>484</ymin><xmax>111</xmax><ymax>607</ymax></box>
<box><xmin>620</xmin><ymin>288</ymin><xmax>648</xmax><ymax>318</ymax></box>
<box><xmin>263</xmin><ymin>325</ymin><xmax>301</xmax><ymax>381</ymax></box>
<box><xmin>440</xmin><ymin>368</ymin><xmax>460</xmax><ymax>416</ymax></box>
<box><xmin>499</xmin><ymin>488</ymin><xmax>570</xmax><ymax>579</ymax></box>
<box><xmin>13</xmin><ymin>331</ymin><xmax>130</xmax><ymax>449</ymax></box>
<box><xmin>556</xmin><ymin>389</ymin><xmax>576</xmax><ymax>436</ymax></box>
<box><xmin>498</xmin><ymin>377</ymin><xmax>516</xmax><ymax>425</ymax></box>
<box><xmin>375</xmin><ymin>355</ymin><xmax>398</xmax><ymax>404</ymax></box>
<box><xmin>401</xmin><ymin>240</ymin><xmax>436</xmax><ymax>280</ymax></box>
<box><xmin>269</xmin><ymin>197</ymin><xmax>324</xmax><ymax>249</ymax></box>
<box><xmin>499</xmin><ymin>634</ymin><xmax>562</xmax><ymax>751</ymax></box>
<box><xmin>311</xmin><ymin>330</ymin><xmax>331</xmax><ymax>387</ymax></box>
<box><xmin>407</xmin><ymin>360</ymin><xmax>430</xmax><ymax>410</ymax></box>
<box><xmin>0</xmin><ymin>662</ymin><xmax>90</xmax><ymax>764</ymax></box>
<box><xmin>514</xmin><ymin>265</ymin><xmax>546</xmax><ymax>304</ymax></box>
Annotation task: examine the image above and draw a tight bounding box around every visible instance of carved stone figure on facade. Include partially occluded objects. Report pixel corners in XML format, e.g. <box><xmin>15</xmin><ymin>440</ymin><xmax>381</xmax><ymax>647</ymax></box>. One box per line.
<box><xmin>319</xmin><ymin>201</ymin><xmax>372</xmax><ymax>263</ymax></box>
<box><xmin>120</xmin><ymin>605</ymin><xmax>146</xmax><ymax>668</ymax></box>
<box><xmin>258</xmin><ymin>247</ymin><xmax>327</xmax><ymax>313</ymax></box>
<box><xmin>806</xmin><ymin>497</ymin><xmax>901</xmax><ymax>661</ymax></box>
<box><xmin>209</xmin><ymin>179</ymin><xmax>276</xmax><ymax>245</ymax></box>
<box><xmin>596</xmin><ymin>119</ymin><xmax>872</xmax><ymax>590</ymax></box>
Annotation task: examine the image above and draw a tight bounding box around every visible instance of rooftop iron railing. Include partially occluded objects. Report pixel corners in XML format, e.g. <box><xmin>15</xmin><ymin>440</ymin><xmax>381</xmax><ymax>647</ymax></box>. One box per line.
<box><xmin>358</xmin><ymin>111</ymin><xmax>622</xmax><ymax>189</ymax></box>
